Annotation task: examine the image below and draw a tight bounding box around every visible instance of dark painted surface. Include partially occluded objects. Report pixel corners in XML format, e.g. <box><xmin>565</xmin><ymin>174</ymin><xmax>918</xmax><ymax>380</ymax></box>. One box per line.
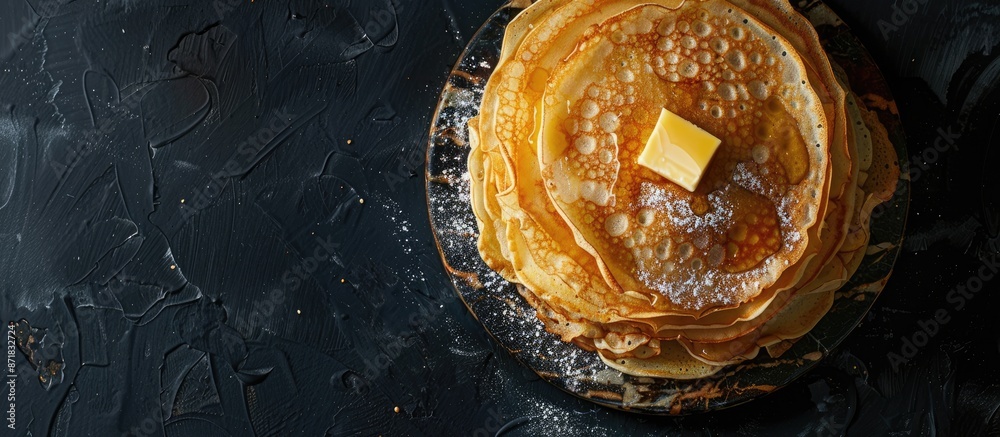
<box><xmin>0</xmin><ymin>0</ymin><xmax>996</xmax><ymax>435</ymax></box>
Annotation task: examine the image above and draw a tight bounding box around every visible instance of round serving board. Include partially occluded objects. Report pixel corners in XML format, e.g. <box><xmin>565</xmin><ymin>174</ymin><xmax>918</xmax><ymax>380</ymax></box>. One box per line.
<box><xmin>426</xmin><ymin>0</ymin><xmax>909</xmax><ymax>414</ymax></box>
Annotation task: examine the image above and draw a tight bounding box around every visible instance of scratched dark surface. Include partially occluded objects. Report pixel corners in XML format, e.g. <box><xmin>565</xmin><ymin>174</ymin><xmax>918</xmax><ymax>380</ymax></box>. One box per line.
<box><xmin>0</xmin><ymin>0</ymin><xmax>997</xmax><ymax>435</ymax></box>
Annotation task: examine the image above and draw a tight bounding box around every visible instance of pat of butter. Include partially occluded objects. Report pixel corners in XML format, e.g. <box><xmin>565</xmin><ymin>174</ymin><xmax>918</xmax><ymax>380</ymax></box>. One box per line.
<box><xmin>637</xmin><ymin>108</ymin><xmax>721</xmax><ymax>192</ymax></box>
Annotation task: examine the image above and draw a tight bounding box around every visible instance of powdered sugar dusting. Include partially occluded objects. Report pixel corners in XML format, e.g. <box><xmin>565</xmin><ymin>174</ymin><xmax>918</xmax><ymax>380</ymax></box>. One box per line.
<box><xmin>732</xmin><ymin>161</ymin><xmax>803</xmax><ymax>247</ymax></box>
<box><xmin>631</xmin><ymin>164</ymin><xmax>806</xmax><ymax>309</ymax></box>
<box><xmin>638</xmin><ymin>182</ymin><xmax>734</xmax><ymax>230</ymax></box>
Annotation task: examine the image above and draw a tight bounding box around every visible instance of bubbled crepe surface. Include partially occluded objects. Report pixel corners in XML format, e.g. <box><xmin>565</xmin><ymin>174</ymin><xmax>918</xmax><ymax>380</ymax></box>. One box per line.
<box><xmin>467</xmin><ymin>0</ymin><xmax>899</xmax><ymax>379</ymax></box>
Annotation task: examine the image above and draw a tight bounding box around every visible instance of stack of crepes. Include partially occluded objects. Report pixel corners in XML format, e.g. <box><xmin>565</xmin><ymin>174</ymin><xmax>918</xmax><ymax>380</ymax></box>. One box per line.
<box><xmin>467</xmin><ymin>0</ymin><xmax>899</xmax><ymax>378</ymax></box>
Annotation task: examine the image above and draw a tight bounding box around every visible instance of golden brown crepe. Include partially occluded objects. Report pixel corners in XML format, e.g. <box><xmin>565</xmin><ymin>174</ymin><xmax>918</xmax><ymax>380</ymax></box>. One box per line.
<box><xmin>468</xmin><ymin>0</ymin><xmax>899</xmax><ymax>379</ymax></box>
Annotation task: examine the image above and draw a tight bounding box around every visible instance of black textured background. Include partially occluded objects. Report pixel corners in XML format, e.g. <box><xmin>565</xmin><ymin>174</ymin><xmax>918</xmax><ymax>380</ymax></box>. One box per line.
<box><xmin>0</xmin><ymin>0</ymin><xmax>997</xmax><ymax>435</ymax></box>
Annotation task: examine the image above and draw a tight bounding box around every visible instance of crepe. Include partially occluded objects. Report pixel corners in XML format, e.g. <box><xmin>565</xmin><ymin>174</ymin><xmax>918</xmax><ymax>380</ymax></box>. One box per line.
<box><xmin>468</xmin><ymin>0</ymin><xmax>899</xmax><ymax>378</ymax></box>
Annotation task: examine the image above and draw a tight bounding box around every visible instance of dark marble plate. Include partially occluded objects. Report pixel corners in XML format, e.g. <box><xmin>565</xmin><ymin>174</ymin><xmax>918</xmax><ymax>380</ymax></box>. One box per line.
<box><xmin>426</xmin><ymin>0</ymin><xmax>909</xmax><ymax>415</ymax></box>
